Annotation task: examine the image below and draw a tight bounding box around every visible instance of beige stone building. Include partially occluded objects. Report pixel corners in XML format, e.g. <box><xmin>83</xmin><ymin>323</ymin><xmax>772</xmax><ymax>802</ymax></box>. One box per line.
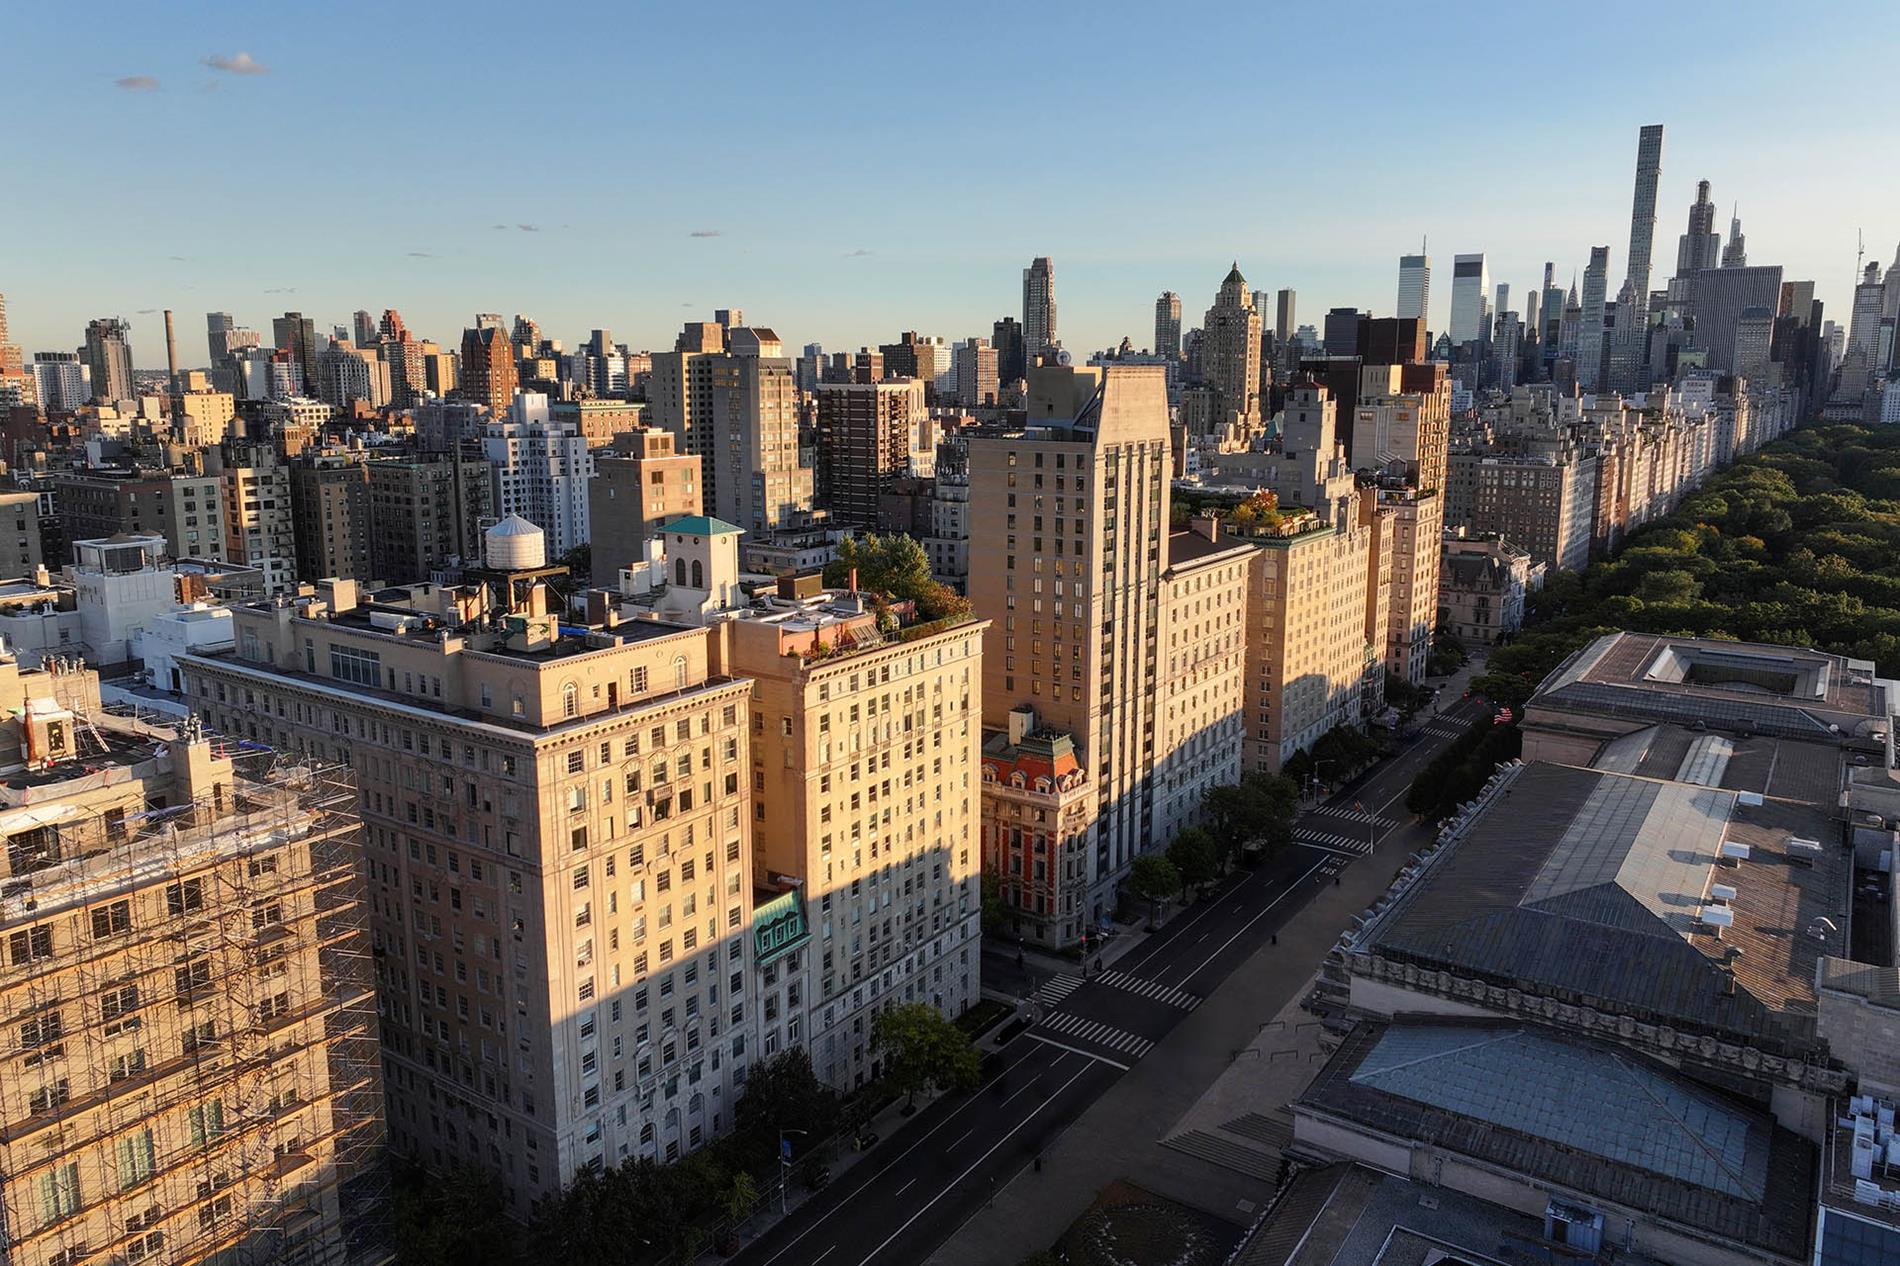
<box><xmin>218</xmin><ymin>445</ymin><xmax>298</xmax><ymax>595</ymax></box>
<box><xmin>289</xmin><ymin>450</ymin><xmax>373</xmax><ymax>584</ymax></box>
<box><xmin>715</xmin><ymin>558</ymin><xmax>984</xmax><ymax>1087</ymax></box>
<box><xmin>1155</xmin><ymin>521</ymin><xmax>1252</xmax><ymax>839</ymax></box>
<box><xmin>966</xmin><ymin>365</ymin><xmax>1173</xmax><ymax>930</ymax></box>
<box><xmin>183</xmin><ymin>527</ymin><xmax>758</xmax><ymax>1213</ymax></box>
<box><xmin>0</xmin><ymin>656</ymin><xmax>388</xmax><ymax>1266</ymax></box>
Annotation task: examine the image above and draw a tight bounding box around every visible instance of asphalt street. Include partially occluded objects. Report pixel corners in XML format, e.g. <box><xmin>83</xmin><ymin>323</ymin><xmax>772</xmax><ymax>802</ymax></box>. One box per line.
<box><xmin>731</xmin><ymin>694</ymin><xmax>1488</xmax><ymax>1266</ymax></box>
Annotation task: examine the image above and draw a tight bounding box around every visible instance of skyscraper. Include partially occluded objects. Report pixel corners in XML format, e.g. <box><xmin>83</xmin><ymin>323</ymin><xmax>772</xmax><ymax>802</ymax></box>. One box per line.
<box><xmin>459</xmin><ymin>322</ymin><xmax>518</xmax><ymax>413</ymax></box>
<box><xmin>1194</xmin><ymin>265</ymin><xmax>1264</xmax><ymax>445</ymax></box>
<box><xmin>1722</xmin><ymin>208</ymin><xmax>1748</xmax><ymax>267</ymax></box>
<box><xmin>0</xmin><ymin>291</ymin><xmax>24</xmax><ymax>380</ymax></box>
<box><xmin>1275</xmin><ymin>289</ymin><xmax>1296</xmax><ymax>345</ymax></box>
<box><xmin>1624</xmin><ymin>124</ymin><xmax>1664</xmax><ymax>308</ymax></box>
<box><xmin>1154</xmin><ymin>290</ymin><xmax>1182</xmax><ymax>358</ymax></box>
<box><xmin>271</xmin><ymin>311</ymin><xmax>319</xmax><ymax>391</ymax></box>
<box><xmin>1397</xmin><ymin>253</ymin><xmax>1431</xmax><ymax>322</ymax></box>
<box><xmin>352</xmin><ymin>308</ymin><xmax>376</xmax><ymax>345</ymax></box>
<box><xmin>1449</xmin><ymin>254</ymin><xmax>1490</xmax><ymax>346</ymax></box>
<box><xmin>82</xmin><ymin>316</ymin><xmax>135</xmax><ymax>405</ymax></box>
<box><xmin>1577</xmin><ymin>246</ymin><xmax>1610</xmax><ymax>391</ymax></box>
<box><xmin>1675</xmin><ymin>180</ymin><xmax>1720</xmax><ymax>276</ymax></box>
<box><xmin>1023</xmin><ymin>256</ymin><xmax>1057</xmax><ymax>366</ymax></box>
<box><xmin>992</xmin><ymin>316</ymin><xmax>1025</xmax><ymax>384</ymax></box>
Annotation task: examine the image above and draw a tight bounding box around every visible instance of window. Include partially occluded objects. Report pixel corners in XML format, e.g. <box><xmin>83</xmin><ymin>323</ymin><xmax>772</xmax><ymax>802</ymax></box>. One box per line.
<box><xmin>29</xmin><ymin>1079</ymin><xmax>70</xmax><ymax>1114</ymax></box>
<box><xmin>9</xmin><ymin>925</ymin><xmax>52</xmax><ymax>964</ymax></box>
<box><xmin>167</xmin><ymin>879</ymin><xmax>204</xmax><ymax>915</ymax></box>
<box><xmin>116</xmin><ymin>1129</ymin><xmax>156</xmax><ymax>1190</ymax></box>
<box><xmin>91</xmin><ymin>901</ymin><xmax>132</xmax><ymax>940</ymax></box>
<box><xmin>39</xmin><ymin>1162</ymin><xmax>80</xmax><ymax>1226</ymax></box>
<box><xmin>330</xmin><ymin>645</ymin><xmax>381</xmax><ymax>686</ymax></box>
<box><xmin>563</xmin><ymin>683</ymin><xmax>579</xmax><ymax>719</ymax></box>
<box><xmin>189</xmin><ymin>1099</ymin><xmax>227</xmax><ymax>1145</ymax></box>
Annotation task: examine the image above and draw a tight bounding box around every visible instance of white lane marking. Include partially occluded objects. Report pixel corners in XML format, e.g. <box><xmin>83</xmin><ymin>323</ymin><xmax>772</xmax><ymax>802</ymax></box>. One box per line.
<box><xmin>1170</xmin><ymin>858</ymin><xmax>1327</xmax><ymax>989</ymax></box>
<box><xmin>947</xmin><ymin>1129</ymin><xmax>971</xmax><ymax>1150</ymax></box>
<box><xmin>853</xmin><ymin>1062</ymin><xmax>1095</xmax><ymax>1266</ymax></box>
<box><xmin>754</xmin><ymin>1047</ymin><xmax>1072</xmax><ymax>1266</ymax></box>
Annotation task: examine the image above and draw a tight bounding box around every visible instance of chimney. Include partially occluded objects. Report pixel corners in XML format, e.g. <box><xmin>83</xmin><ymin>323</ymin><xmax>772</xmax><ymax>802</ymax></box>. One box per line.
<box><xmin>163</xmin><ymin>309</ymin><xmax>179</xmax><ymax>398</ymax></box>
<box><xmin>1008</xmin><ymin>706</ymin><xmax>1036</xmax><ymax>747</ymax></box>
<box><xmin>848</xmin><ymin>567</ymin><xmax>858</xmax><ymax>594</ymax></box>
<box><xmin>1188</xmin><ymin>514</ymin><xmax>1220</xmax><ymax>543</ymax></box>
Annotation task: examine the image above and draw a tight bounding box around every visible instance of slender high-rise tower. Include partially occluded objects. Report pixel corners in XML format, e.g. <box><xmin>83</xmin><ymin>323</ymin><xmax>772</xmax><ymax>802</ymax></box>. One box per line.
<box><xmin>1577</xmin><ymin>247</ymin><xmax>1610</xmax><ymax>391</ymax></box>
<box><xmin>1722</xmin><ymin>208</ymin><xmax>1748</xmax><ymax>268</ymax></box>
<box><xmin>1675</xmin><ymin>180</ymin><xmax>1720</xmax><ymax>276</ymax></box>
<box><xmin>1154</xmin><ymin>290</ymin><xmax>1182</xmax><ymax>358</ymax></box>
<box><xmin>1023</xmin><ymin>257</ymin><xmax>1056</xmax><ymax>365</ymax></box>
<box><xmin>1275</xmin><ymin>289</ymin><xmax>1296</xmax><ymax>344</ymax></box>
<box><xmin>1624</xmin><ymin>125</ymin><xmax>1664</xmax><ymax>309</ymax></box>
<box><xmin>83</xmin><ymin>316</ymin><xmax>135</xmax><ymax>405</ymax></box>
<box><xmin>1397</xmin><ymin>253</ymin><xmax>1431</xmax><ymax>322</ymax></box>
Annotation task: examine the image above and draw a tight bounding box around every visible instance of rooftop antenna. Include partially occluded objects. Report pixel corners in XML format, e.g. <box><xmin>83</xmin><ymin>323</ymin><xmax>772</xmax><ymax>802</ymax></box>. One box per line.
<box><xmin>1859</xmin><ymin>227</ymin><xmax>1867</xmax><ymax>279</ymax></box>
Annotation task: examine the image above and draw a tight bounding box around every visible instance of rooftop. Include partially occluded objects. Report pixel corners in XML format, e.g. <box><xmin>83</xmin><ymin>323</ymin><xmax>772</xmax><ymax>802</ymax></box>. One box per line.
<box><xmin>663</xmin><ymin>514</ymin><xmax>743</xmax><ymax>537</ymax></box>
<box><xmin>1294</xmin><ymin>1022</ymin><xmax>1814</xmax><ymax>1261</ymax></box>
<box><xmin>1536</xmin><ymin>632</ymin><xmax>1894</xmax><ymax>743</ymax></box>
<box><xmin>1353</xmin><ymin>758</ymin><xmax>1848</xmax><ymax>1054</ymax></box>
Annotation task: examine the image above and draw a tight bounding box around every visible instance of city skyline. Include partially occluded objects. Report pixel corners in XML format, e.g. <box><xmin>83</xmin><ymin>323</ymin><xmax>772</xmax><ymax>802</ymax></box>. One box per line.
<box><xmin>7</xmin><ymin>1</ymin><xmax>1897</xmax><ymax>363</ymax></box>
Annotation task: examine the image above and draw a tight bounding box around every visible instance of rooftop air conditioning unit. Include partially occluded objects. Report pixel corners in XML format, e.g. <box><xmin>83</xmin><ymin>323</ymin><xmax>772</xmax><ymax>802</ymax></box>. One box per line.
<box><xmin>1720</xmin><ymin>841</ymin><xmax>1752</xmax><ymax>862</ymax></box>
<box><xmin>1709</xmin><ymin>883</ymin><xmax>1738</xmax><ymax>903</ymax></box>
<box><xmin>1699</xmin><ymin>905</ymin><xmax>1734</xmax><ymax>928</ymax></box>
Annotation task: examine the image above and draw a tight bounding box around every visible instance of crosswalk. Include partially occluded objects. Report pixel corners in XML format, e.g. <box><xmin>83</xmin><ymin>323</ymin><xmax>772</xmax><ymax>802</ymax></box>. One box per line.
<box><xmin>1096</xmin><ymin>969</ymin><xmax>1200</xmax><ymax>1011</ymax></box>
<box><xmin>1035</xmin><ymin>1010</ymin><xmax>1153</xmax><ymax>1059</ymax></box>
<box><xmin>1420</xmin><ymin>717</ymin><xmax>1471</xmax><ymax>738</ymax></box>
<box><xmin>1308</xmin><ymin>806</ymin><xmax>1394</xmax><ymax>828</ymax></box>
<box><xmin>1295</xmin><ymin>828</ymin><xmax>1376</xmax><ymax>857</ymax></box>
<box><xmin>1034</xmin><ymin>973</ymin><xmax>1084</xmax><ymax>1008</ymax></box>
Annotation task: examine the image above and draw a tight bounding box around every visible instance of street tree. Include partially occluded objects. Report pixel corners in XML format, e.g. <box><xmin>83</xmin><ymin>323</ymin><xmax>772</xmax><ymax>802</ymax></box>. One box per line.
<box><xmin>1167</xmin><ymin>826</ymin><xmax>1220</xmax><ymax>897</ymax></box>
<box><xmin>1127</xmin><ymin>854</ymin><xmax>1180</xmax><ymax>930</ymax></box>
<box><xmin>872</xmin><ymin>1003</ymin><xmax>981</xmax><ymax>1110</ymax></box>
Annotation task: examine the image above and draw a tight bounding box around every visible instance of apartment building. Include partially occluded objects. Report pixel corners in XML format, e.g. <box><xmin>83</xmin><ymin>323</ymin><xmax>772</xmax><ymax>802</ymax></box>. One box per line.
<box><xmin>713</xmin><ymin>545</ymin><xmax>985</xmax><ymax>1087</ymax></box>
<box><xmin>220</xmin><ymin>445</ymin><xmax>299</xmax><ymax>595</ymax></box>
<box><xmin>52</xmin><ymin>470</ymin><xmax>228</xmax><ymax>565</ymax></box>
<box><xmin>0</xmin><ymin>656</ymin><xmax>388</xmax><ymax>1266</ymax></box>
<box><xmin>289</xmin><ymin>451</ymin><xmax>373</xmax><ymax>583</ymax></box>
<box><xmin>979</xmin><ymin>709</ymin><xmax>1093</xmax><ymax>947</ymax></box>
<box><xmin>182</xmin><ymin>526</ymin><xmax>757</xmax><ymax>1215</ymax></box>
<box><xmin>589</xmin><ymin>430</ymin><xmax>703</xmax><ymax>584</ymax></box>
<box><xmin>966</xmin><ymin>365</ymin><xmax>1173</xmax><ymax>930</ymax></box>
<box><xmin>482</xmin><ymin>394</ymin><xmax>594</xmax><ymax>560</ymax></box>
<box><xmin>1154</xmin><ymin>521</ymin><xmax>1251</xmax><ymax>838</ymax></box>
<box><xmin>365</xmin><ymin>451</ymin><xmax>492</xmax><ymax>586</ymax></box>
<box><xmin>814</xmin><ymin>379</ymin><xmax>929</xmax><ymax>531</ymax></box>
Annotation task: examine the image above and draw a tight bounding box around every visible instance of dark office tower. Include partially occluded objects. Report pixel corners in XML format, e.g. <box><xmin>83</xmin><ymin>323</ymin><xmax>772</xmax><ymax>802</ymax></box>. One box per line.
<box><xmin>1155</xmin><ymin>291</ymin><xmax>1182</xmax><ymax>358</ymax></box>
<box><xmin>83</xmin><ymin>316</ymin><xmax>135</xmax><ymax>405</ymax></box>
<box><xmin>993</xmin><ymin>316</ymin><xmax>1026</xmax><ymax>383</ymax></box>
<box><xmin>459</xmin><ymin>324</ymin><xmax>517</xmax><ymax>413</ymax></box>
<box><xmin>207</xmin><ymin>311</ymin><xmax>235</xmax><ymax>364</ymax></box>
<box><xmin>1676</xmin><ymin>180</ymin><xmax>1720</xmax><ymax>276</ymax></box>
<box><xmin>1023</xmin><ymin>256</ymin><xmax>1057</xmax><ymax>365</ymax></box>
<box><xmin>1357</xmin><ymin>317</ymin><xmax>1427</xmax><ymax>366</ymax></box>
<box><xmin>1624</xmin><ymin>125</ymin><xmax>1664</xmax><ymax>313</ymax></box>
<box><xmin>272</xmin><ymin>312</ymin><xmax>319</xmax><ymax>392</ymax></box>
<box><xmin>1275</xmin><ymin>289</ymin><xmax>1296</xmax><ymax>344</ymax></box>
<box><xmin>352</xmin><ymin>309</ymin><xmax>376</xmax><ymax>346</ymax></box>
<box><xmin>1323</xmin><ymin>308</ymin><xmax>1362</xmax><ymax>357</ymax></box>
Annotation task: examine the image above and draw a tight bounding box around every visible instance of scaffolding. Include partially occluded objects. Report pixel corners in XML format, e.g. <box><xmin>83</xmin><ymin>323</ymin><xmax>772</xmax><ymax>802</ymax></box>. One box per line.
<box><xmin>0</xmin><ymin>696</ymin><xmax>391</xmax><ymax>1266</ymax></box>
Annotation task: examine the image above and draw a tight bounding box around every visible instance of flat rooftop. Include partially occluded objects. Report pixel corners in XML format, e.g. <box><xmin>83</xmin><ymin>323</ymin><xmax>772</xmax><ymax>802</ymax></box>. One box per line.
<box><xmin>1353</xmin><ymin>758</ymin><xmax>1849</xmax><ymax>1055</ymax></box>
<box><xmin>1293</xmin><ymin>1022</ymin><xmax>1814</xmax><ymax>1261</ymax></box>
<box><xmin>1536</xmin><ymin>631</ymin><xmax>1893</xmax><ymax>742</ymax></box>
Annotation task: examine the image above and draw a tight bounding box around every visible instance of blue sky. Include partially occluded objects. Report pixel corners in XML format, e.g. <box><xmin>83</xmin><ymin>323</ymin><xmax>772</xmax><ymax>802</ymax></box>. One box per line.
<box><xmin>6</xmin><ymin>0</ymin><xmax>1897</xmax><ymax>367</ymax></box>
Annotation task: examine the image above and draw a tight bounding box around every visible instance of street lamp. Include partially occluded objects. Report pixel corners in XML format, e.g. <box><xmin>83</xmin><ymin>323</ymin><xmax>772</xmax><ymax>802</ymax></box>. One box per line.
<box><xmin>778</xmin><ymin>1128</ymin><xmax>809</xmax><ymax>1214</ymax></box>
<box><xmin>1308</xmin><ymin>760</ymin><xmax>1334</xmax><ymax>803</ymax></box>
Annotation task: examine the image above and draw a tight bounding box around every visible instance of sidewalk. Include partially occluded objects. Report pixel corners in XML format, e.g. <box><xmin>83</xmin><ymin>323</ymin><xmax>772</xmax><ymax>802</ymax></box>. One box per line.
<box><xmin>925</xmin><ymin>819</ymin><xmax>1438</xmax><ymax>1265</ymax></box>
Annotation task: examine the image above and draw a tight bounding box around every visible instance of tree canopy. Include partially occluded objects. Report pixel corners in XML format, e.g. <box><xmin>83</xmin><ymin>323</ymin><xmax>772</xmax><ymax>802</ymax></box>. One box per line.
<box><xmin>823</xmin><ymin>534</ymin><xmax>972</xmax><ymax>622</ymax></box>
<box><xmin>871</xmin><ymin>1002</ymin><xmax>981</xmax><ymax>1108</ymax></box>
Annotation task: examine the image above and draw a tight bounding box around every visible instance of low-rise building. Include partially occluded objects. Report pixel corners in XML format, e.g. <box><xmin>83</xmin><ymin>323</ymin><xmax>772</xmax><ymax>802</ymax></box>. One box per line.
<box><xmin>1437</xmin><ymin>530</ymin><xmax>1540</xmax><ymax>645</ymax></box>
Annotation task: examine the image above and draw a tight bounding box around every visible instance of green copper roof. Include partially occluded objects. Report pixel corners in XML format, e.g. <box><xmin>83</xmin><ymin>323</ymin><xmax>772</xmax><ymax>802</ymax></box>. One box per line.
<box><xmin>662</xmin><ymin>515</ymin><xmax>743</xmax><ymax>537</ymax></box>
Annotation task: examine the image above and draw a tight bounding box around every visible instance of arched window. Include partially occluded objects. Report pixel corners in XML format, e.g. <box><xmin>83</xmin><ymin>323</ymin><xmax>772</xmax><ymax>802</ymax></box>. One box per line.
<box><xmin>673</xmin><ymin>656</ymin><xmax>688</xmax><ymax>690</ymax></box>
<box><xmin>562</xmin><ymin>682</ymin><xmax>578</xmax><ymax>719</ymax></box>
<box><xmin>674</xmin><ymin>558</ymin><xmax>686</xmax><ymax>586</ymax></box>
<box><xmin>691</xmin><ymin>559</ymin><xmax>704</xmax><ymax>588</ymax></box>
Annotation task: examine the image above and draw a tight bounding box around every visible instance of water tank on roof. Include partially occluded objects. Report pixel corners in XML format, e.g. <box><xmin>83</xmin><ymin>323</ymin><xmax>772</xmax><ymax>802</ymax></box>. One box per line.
<box><xmin>485</xmin><ymin>515</ymin><xmax>546</xmax><ymax>570</ymax></box>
